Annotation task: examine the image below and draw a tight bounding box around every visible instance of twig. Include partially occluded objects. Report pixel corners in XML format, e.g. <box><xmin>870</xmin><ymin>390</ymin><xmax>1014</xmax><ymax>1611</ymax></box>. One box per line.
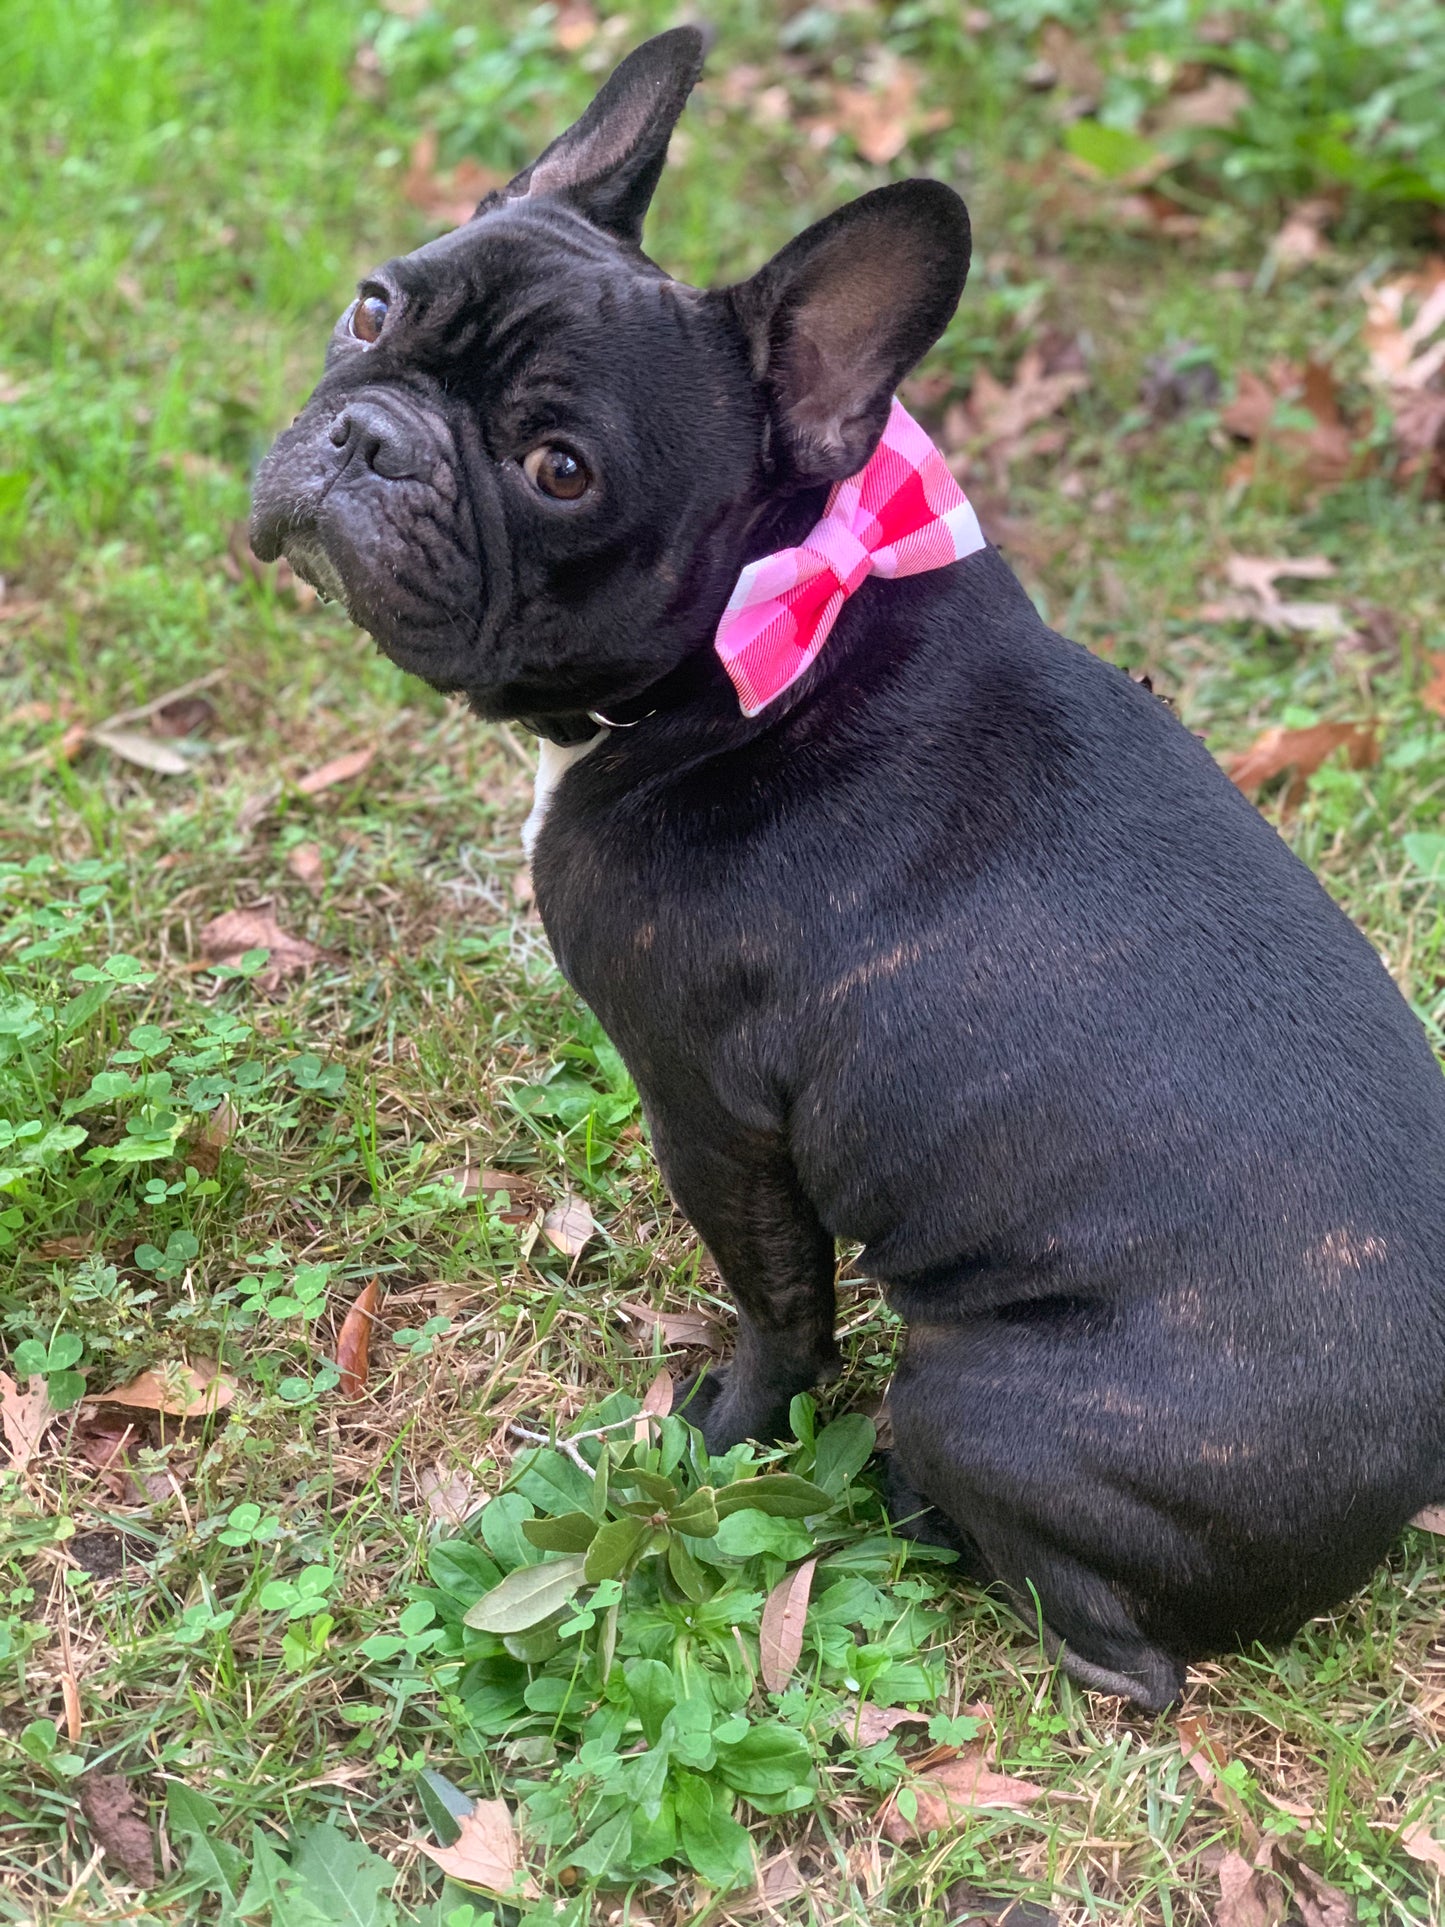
<box><xmin>92</xmin><ymin>666</ymin><xmax>226</xmax><ymax>733</ymax></box>
<box><xmin>489</xmin><ymin>722</ymin><xmax>537</xmax><ymax>774</ymax></box>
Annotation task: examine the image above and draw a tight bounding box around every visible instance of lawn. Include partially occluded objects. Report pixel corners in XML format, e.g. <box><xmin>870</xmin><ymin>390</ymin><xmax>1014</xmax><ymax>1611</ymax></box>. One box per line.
<box><xmin>2</xmin><ymin>2</ymin><xmax>1445</xmax><ymax>1923</ymax></box>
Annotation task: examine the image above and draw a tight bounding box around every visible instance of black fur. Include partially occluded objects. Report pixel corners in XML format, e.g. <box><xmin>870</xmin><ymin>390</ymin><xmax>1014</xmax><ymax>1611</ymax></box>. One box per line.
<box><xmin>252</xmin><ymin>30</ymin><xmax>1445</xmax><ymax>1709</ymax></box>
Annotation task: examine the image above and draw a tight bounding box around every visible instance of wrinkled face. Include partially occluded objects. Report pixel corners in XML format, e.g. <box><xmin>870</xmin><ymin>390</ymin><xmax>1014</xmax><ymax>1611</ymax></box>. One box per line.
<box><xmin>250</xmin><ymin>202</ymin><xmax>764</xmax><ymax>721</ymax></box>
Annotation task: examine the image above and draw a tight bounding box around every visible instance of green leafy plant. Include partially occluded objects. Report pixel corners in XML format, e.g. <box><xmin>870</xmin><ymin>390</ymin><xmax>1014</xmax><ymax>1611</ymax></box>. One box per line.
<box><xmin>7</xmin><ymin>1327</ymin><xmax>85</xmax><ymax>1409</ymax></box>
<box><xmin>398</xmin><ymin>1395</ymin><xmax>956</xmax><ymax>1895</ymax></box>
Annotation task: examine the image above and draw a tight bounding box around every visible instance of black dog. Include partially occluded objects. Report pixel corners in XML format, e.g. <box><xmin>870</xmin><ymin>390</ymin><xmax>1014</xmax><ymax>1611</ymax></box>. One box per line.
<box><xmin>252</xmin><ymin>29</ymin><xmax>1445</xmax><ymax>1708</ymax></box>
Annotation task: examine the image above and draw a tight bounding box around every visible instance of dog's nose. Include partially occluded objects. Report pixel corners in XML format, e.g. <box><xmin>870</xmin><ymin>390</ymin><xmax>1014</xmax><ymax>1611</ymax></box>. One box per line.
<box><xmin>328</xmin><ymin>401</ymin><xmax>428</xmax><ymax>481</ymax></box>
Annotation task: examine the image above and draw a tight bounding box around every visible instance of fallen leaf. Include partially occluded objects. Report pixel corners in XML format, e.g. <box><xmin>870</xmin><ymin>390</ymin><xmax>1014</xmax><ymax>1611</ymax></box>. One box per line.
<box><xmin>1270</xmin><ymin>198</ymin><xmax>1336</xmax><ymax>267</ymax></box>
<box><xmin>295</xmin><ymin>745</ymin><xmax>375</xmax><ymax>796</ymax></box>
<box><xmin>98</xmin><ymin>1359</ymin><xmax>234</xmax><ymax>1419</ymax></box>
<box><xmin>403</xmin><ymin>130</ymin><xmax>507</xmax><ymax>230</ymax></box>
<box><xmin>1276</xmin><ymin>1850</ymin><xmax>1356</xmax><ymax>1927</ymax></box>
<box><xmin>287</xmin><ymin>842</ymin><xmax>326</xmax><ymax>897</ymax></box>
<box><xmin>1224</xmin><ymin>722</ymin><xmax>1378</xmax><ymax>805</ymax></box>
<box><xmin>419</xmin><ymin>1463</ymin><xmax>480</xmax><ymax>1526</ymax></box>
<box><xmin>951</xmin><ymin>345</ymin><xmax>1090</xmax><ymax>478</ymax></box>
<box><xmin>843</xmin><ymin>1703</ymin><xmax>932</xmax><ymax>1747</ymax></box>
<box><xmin>29</xmin><ymin>1233</ymin><xmax>95</xmax><ymax>1262</ymax></box>
<box><xmin>79</xmin><ymin>1774</ymin><xmax>156</xmax><ymax>1888</ymax></box>
<box><xmin>946</xmin><ymin>1882</ymin><xmax>1059</xmax><ymax>1927</ymax></box>
<box><xmin>756</xmin><ymin>1848</ymin><xmax>808</xmax><ymax>1906</ymax></box>
<box><xmin>1151</xmin><ymin>75</ymin><xmax>1248</xmax><ymax>131</ymax></box>
<box><xmin>150</xmin><ymin>695</ymin><xmax>216</xmax><ymax>739</ymax></box>
<box><xmin>542</xmin><ymin>1194</ymin><xmax>594</xmax><ymax>1258</ymax></box>
<box><xmin>1213</xmin><ymin>1848</ymin><xmax>1284</xmax><ymax>1927</ymax></box>
<box><xmin>1179</xmin><ymin>1716</ymin><xmax>1256</xmax><ymax>1830</ymax></box>
<box><xmin>616</xmin><ymin>1299</ymin><xmax>722</xmax><ymax>1351</ymax></box>
<box><xmin>1205</xmin><ymin>552</ymin><xmax>1347</xmax><ymax>639</ymax></box>
<box><xmin>881</xmin><ymin>1747</ymin><xmax>1047</xmax><ymax>1841</ymax></box>
<box><xmin>184</xmin><ymin>1097</ymin><xmax>237</xmax><ymax>1178</ymax></box>
<box><xmin>416</xmin><ymin>1798</ymin><xmax>539</xmax><ymax>1899</ymax></box>
<box><xmin>1401</xmin><ymin>1821</ymin><xmax>1445</xmax><ymax>1877</ymax></box>
<box><xmin>337</xmin><ymin>1278</ymin><xmax>380</xmax><ymax>1401</ymax></box>
<box><xmin>88</xmin><ymin>726</ymin><xmax>191</xmax><ymax>776</ymax></box>
<box><xmin>552</xmin><ymin>0</ymin><xmax>596</xmax><ymax>51</ymax></box>
<box><xmin>632</xmin><ymin>1366</ymin><xmax>674</xmax><ymax>1444</ymax></box>
<box><xmin>198</xmin><ymin>904</ymin><xmax>321</xmax><ymax>991</ymax></box>
<box><xmin>1219</xmin><ymin>360</ymin><xmax>1366</xmax><ymax>491</ymax></box>
<box><xmin>759</xmin><ymin>1556</ymin><xmax>817</xmax><ymax>1694</ymax></box>
<box><xmin>821</xmin><ymin>54</ymin><xmax>948</xmax><ymax>166</ymax></box>
<box><xmin>0</xmin><ymin>1372</ymin><xmax>55</xmax><ymax>1470</ymax></box>
<box><xmin>431</xmin><ymin>1166</ymin><xmax>540</xmax><ymax>1222</ymax></box>
<box><xmin>1411</xmin><ymin>1502</ymin><xmax>1445</xmax><ymax>1533</ymax></box>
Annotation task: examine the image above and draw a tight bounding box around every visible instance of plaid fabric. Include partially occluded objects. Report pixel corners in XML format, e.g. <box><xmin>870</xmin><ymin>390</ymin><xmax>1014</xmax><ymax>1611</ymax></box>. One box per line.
<box><xmin>714</xmin><ymin>398</ymin><xmax>985</xmax><ymax>716</ymax></box>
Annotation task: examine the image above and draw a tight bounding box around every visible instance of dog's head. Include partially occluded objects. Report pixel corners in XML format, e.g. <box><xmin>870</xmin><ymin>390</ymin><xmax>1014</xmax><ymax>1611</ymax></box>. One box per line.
<box><xmin>249</xmin><ymin>28</ymin><xmax>970</xmax><ymax>725</ymax></box>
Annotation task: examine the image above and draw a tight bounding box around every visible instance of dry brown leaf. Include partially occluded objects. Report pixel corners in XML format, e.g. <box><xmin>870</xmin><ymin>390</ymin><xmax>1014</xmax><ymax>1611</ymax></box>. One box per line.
<box><xmin>403</xmin><ymin>130</ymin><xmax>507</xmax><ymax>230</ymax></box>
<box><xmin>759</xmin><ymin>1555</ymin><xmax>817</xmax><ymax>1693</ymax></box>
<box><xmin>79</xmin><ymin>1775</ymin><xmax>156</xmax><ymax>1888</ymax></box>
<box><xmin>1401</xmin><ymin>1821</ymin><xmax>1445</xmax><ymax>1877</ymax></box>
<box><xmin>99</xmin><ymin>1359</ymin><xmax>234</xmax><ymax>1419</ymax></box>
<box><xmin>845</xmin><ymin>1703</ymin><xmax>932</xmax><ymax>1747</ymax></box>
<box><xmin>825</xmin><ymin>55</ymin><xmax>948</xmax><ymax>166</ymax></box>
<box><xmin>432</xmin><ymin>1166</ymin><xmax>540</xmax><ymax>1222</ymax></box>
<box><xmin>198</xmin><ymin>904</ymin><xmax>321</xmax><ymax>991</ymax></box>
<box><xmin>88</xmin><ymin>726</ymin><xmax>191</xmax><ymax>776</ymax></box>
<box><xmin>1207</xmin><ymin>552</ymin><xmax>1345</xmax><ymax>639</ymax></box>
<box><xmin>337</xmin><ymin>1278</ymin><xmax>380</xmax><ymax>1401</ymax></box>
<box><xmin>185</xmin><ymin>1097</ymin><xmax>237</xmax><ymax>1179</ymax></box>
<box><xmin>1224</xmin><ymin>722</ymin><xmax>1378</xmax><ymax>804</ymax></box>
<box><xmin>296</xmin><ymin>745</ymin><xmax>375</xmax><ymax>796</ymax></box>
<box><xmin>0</xmin><ymin>1371</ymin><xmax>56</xmax><ymax>1470</ymax></box>
<box><xmin>1220</xmin><ymin>360</ymin><xmax>1364</xmax><ymax>490</ymax></box>
<box><xmin>150</xmin><ymin>694</ymin><xmax>216</xmax><ymax>739</ymax></box>
<box><xmin>1152</xmin><ymin>75</ymin><xmax>1248</xmax><ymax>131</ymax></box>
<box><xmin>1411</xmin><ymin>1502</ymin><xmax>1445</xmax><ymax>1533</ymax></box>
<box><xmin>956</xmin><ymin>347</ymin><xmax>1090</xmax><ymax>476</ymax></box>
<box><xmin>881</xmin><ymin>1746</ymin><xmax>1047</xmax><ymax>1841</ymax></box>
<box><xmin>287</xmin><ymin>842</ymin><xmax>326</xmax><ymax>897</ymax></box>
<box><xmin>1362</xmin><ymin>264</ymin><xmax>1445</xmax><ymax>391</ymax></box>
<box><xmin>1213</xmin><ymin>1849</ymin><xmax>1284</xmax><ymax>1927</ymax></box>
<box><xmin>1179</xmin><ymin>1716</ymin><xmax>1256</xmax><ymax>1830</ymax></box>
<box><xmin>416</xmin><ymin>1798</ymin><xmax>538</xmax><ymax>1899</ymax></box>
<box><xmin>616</xmin><ymin>1299</ymin><xmax>722</xmax><ymax>1352</ymax></box>
<box><xmin>419</xmin><ymin>1463</ymin><xmax>480</xmax><ymax>1526</ymax></box>
<box><xmin>1271</xmin><ymin>198</ymin><xmax>1336</xmax><ymax>267</ymax></box>
<box><xmin>632</xmin><ymin>1366</ymin><xmax>674</xmax><ymax>1445</ymax></box>
<box><xmin>30</xmin><ymin>1232</ymin><xmax>94</xmax><ymax>1261</ymax></box>
<box><xmin>542</xmin><ymin>1193</ymin><xmax>594</xmax><ymax>1258</ymax></box>
<box><xmin>552</xmin><ymin>0</ymin><xmax>596</xmax><ymax>51</ymax></box>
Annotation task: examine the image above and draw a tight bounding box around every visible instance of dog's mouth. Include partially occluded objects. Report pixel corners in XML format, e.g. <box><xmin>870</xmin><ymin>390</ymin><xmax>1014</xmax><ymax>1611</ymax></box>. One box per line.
<box><xmin>250</xmin><ymin>394</ymin><xmax>492</xmax><ymax>687</ymax></box>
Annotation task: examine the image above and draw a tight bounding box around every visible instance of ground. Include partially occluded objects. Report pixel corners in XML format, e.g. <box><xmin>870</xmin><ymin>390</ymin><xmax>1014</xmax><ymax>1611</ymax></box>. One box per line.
<box><xmin>2</xmin><ymin>3</ymin><xmax>1445</xmax><ymax>1924</ymax></box>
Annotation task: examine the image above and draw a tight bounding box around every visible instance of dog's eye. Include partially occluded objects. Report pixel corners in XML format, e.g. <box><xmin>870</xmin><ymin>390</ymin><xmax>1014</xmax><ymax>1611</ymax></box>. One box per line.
<box><xmin>523</xmin><ymin>444</ymin><xmax>591</xmax><ymax>502</ymax></box>
<box><xmin>350</xmin><ymin>294</ymin><xmax>388</xmax><ymax>344</ymax></box>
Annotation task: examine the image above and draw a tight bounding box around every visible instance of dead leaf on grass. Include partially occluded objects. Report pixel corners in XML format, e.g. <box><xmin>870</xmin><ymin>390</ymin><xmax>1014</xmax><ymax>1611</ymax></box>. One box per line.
<box><xmin>184</xmin><ymin>1097</ymin><xmax>237</xmax><ymax>1178</ymax></box>
<box><xmin>1200</xmin><ymin>553</ymin><xmax>1345</xmax><ymax>639</ymax></box>
<box><xmin>432</xmin><ymin>1166</ymin><xmax>540</xmax><ymax>1222</ymax></box>
<box><xmin>150</xmin><ymin>694</ymin><xmax>216</xmax><ymax>738</ymax></box>
<box><xmin>296</xmin><ymin>745</ymin><xmax>375</xmax><ymax>796</ymax></box>
<box><xmin>1411</xmin><ymin>1502</ymin><xmax>1445</xmax><ymax>1534</ymax></box>
<box><xmin>1151</xmin><ymin>74</ymin><xmax>1249</xmax><ymax>131</ymax></box>
<box><xmin>542</xmin><ymin>1193</ymin><xmax>594</xmax><ymax>1258</ymax></box>
<box><xmin>1400</xmin><ymin>1821</ymin><xmax>1445</xmax><ymax>1878</ymax></box>
<box><xmin>337</xmin><ymin>1278</ymin><xmax>380</xmax><ymax>1401</ymax></box>
<box><xmin>79</xmin><ymin>1774</ymin><xmax>156</xmax><ymax>1888</ymax></box>
<box><xmin>88</xmin><ymin>726</ymin><xmax>191</xmax><ymax>776</ymax></box>
<box><xmin>948</xmin><ymin>345</ymin><xmax>1090</xmax><ymax>478</ymax></box>
<box><xmin>1223</xmin><ymin>722</ymin><xmax>1378</xmax><ymax>805</ymax></box>
<box><xmin>99</xmin><ymin>1359</ymin><xmax>235</xmax><ymax>1419</ymax></box>
<box><xmin>0</xmin><ymin>1371</ymin><xmax>55</xmax><ymax>1471</ymax></box>
<box><xmin>842</xmin><ymin>1702</ymin><xmax>932</xmax><ymax>1748</ymax></box>
<box><xmin>1270</xmin><ymin>198</ymin><xmax>1337</xmax><ymax>268</ymax></box>
<box><xmin>404</xmin><ymin>130</ymin><xmax>507</xmax><ymax>231</ymax></box>
<box><xmin>633</xmin><ymin>1366</ymin><xmax>674</xmax><ymax>1444</ymax></box>
<box><xmin>616</xmin><ymin>1299</ymin><xmax>722</xmax><ymax>1352</ymax></box>
<box><xmin>416</xmin><ymin>1798</ymin><xmax>539</xmax><ymax>1900</ymax></box>
<box><xmin>420</xmin><ymin>1463</ymin><xmax>480</xmax><ymax>1527</ymax></box>
<box><xmin>1212</xmin><ymin>1848</ymin><xmax>1284</xmax><ymax>1927</ymax></box>
<box><xmin>946</xmin><ymin>1882</ymin><xmax>1059</xmax><ymax>1927</ymax></box>
<box><xmin>817</xmin><ymin>54</ymin><xmax>949</xmax><ymax>166</ymax></box>
<box><xmin>198</xmin><ymin>904</ymin><xmax>321</xmax><ymax>990</ymax></box>
<box><xmin>1219</xmin><ymin>359</ymin><xmax>1367</xmax><ymax>492</ymax></box>
<box><xmin>552</xmin><ymin>0</ymin><xmax>597</xmax><ymax>51</ymax></box>
<box><xmin>29</xmin><ymin>1232</ymin><xmax>95</xmax><ymax>1262</ymax></box>
<box><xmin>881</xmin><ymin>1746</ymin><xmax>1048</xmax><ymax>1841</ymax></box>
<box><xmin>287</xmin><ymin>842</ymin><xmax>326</xmax><ymax>897</ymax></box>
<box><xmin>759</xmin><ymin>1555</ymin><xmax>817</xmax><ymax>1693</ymax></box>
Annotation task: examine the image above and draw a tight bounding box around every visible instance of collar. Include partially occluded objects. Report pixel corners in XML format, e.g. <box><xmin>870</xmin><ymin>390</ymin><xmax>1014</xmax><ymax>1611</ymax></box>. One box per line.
<box><xmin>525</xmin><ymin>400</ymin><xmax>982</xmax><ymax>743</ymax></box>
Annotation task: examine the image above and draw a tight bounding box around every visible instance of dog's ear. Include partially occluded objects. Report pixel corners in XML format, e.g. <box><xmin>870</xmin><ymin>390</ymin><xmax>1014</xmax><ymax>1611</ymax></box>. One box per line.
<box><xmin>486</xmin><ymin>26</ymin><xmax>707</xmax><ymax>245</ymax></box>
<box><xmin>726</xmin><ymin>180</ymin><xmax>970</xmax><ymax>487</ymax></box>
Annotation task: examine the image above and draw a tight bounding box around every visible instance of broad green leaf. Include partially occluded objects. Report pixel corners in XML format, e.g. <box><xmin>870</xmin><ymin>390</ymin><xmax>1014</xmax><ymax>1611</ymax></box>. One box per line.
<box><xmin>1064</xmin><ymin>119</ymin><xmax>1166</xmax><ymax>181</ymax></box>
<box><xmin>463</xmin><ymin>1554</ymin><xmax>588</xmax><ymax>1634</ymax></box>
<box><xmin>667</xmin><ymin>1534</ymin><xmax>706</xmax><ymax>1601</ymax></box>
<box><xmin>624</xmin><ymin>1659</ymin><xmax>677</xmax><ymax>1747</ymax></box>
<box><xmin>583</xmin><ymin>1514</ymin><xmax>651</xmax><ymax>1582</ymax></box>
<box><xmin>416</xmin><ymin>1769</ymin><xmax>473</xmax><ymax>1847</ymax></box>
<box><xmin>566</xmin><ymin>1808</ymin><xmax>632</xmax><ymax>1879</ymax></box>
<box><xmin>672</xmin><ymin>1772</ymin><xmax>754</xmax><ymax>1890</ymax></box>
<box><xmin>521</xmin><ymin>1510</ymin><xmax>598</xmax><ymax>1553</ymax></box>
<box><xmin>237</xmin><ymin>1827</ymin><xmax>331</xmax><ymax>1927</ymax></box>
<box><xmin>477</xmin><ymin>1492</ymin><xmax>540</xmax><ymax>1569</ymax></box>
<box><xmin>714</xmin><ymin>1475</ymin><xmax>831</xmax><ymax>1519</ymax></box>
<box><xmin>1404</xmin><ymin>832</ymin><xmax>1445</xmax><ymax>882</ymax></box>
<box><xmin>668</xmin><ymin>1487</ymin><xmax>720</xmax><ymax>1538</ymax></box>
<box><xmin>616</xmin><ymin>1466</ymin><xmax>677</xmax><ymax>1505</ymax></box>
<box><xmin>46</xmin><ymin>1369</ymin><xmax>86</xmax><ymax>1411</ymax></box>
<box><xmin>811</xmin><ymin>1414</ymin><xmax>875</xmax><ymax>1496</ymax></box>
<box><xmin>511</xmin><ymin>1448</ymin><xmax>595</xmax><ymax>1517</ymax></box>
<box><xmin>428</xmin><ymin>1541</ymin><xmax>502</xmax><ymax>1604</ymax></box>
<box><xmin>167</xmin><ymin>1784</ymin><xmax>247</xmax><ymax>1919</ymax></box>
<box><xmin>715</xmin><ymin>1511</ymin><xmax>815</xmax><ymax>1561</ymax></box>
<box><xmin>715</xmin><ymin>1722</ymin><xmax>815</xmax><ymax>1798</ymax></box>
<box><xmin>289</xmin><ymin>1821</ymin><xmax>398</xmax><ymax>1927</ymax></box>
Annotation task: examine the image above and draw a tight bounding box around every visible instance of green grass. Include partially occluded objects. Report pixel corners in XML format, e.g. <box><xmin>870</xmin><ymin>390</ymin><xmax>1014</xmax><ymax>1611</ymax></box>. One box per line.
<box><xmin>2</xmin><ymin>2</ymin><xmax>1445</xmax><ymax>1922</ymax></box>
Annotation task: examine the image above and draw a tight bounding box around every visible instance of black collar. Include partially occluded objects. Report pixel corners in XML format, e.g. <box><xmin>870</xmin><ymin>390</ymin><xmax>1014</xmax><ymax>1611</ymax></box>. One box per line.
<box><xmin>520</xmin><ymin>643</ymin><xmax>727</xmax><ymax>746</ymax></box>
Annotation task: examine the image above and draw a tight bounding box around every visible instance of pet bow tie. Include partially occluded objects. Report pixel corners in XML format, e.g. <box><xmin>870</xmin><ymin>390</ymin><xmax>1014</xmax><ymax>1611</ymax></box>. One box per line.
<box><xmin>714</xmin><ymin>398</ymin><xmax>985</xmax><ymax>717</ymax></box>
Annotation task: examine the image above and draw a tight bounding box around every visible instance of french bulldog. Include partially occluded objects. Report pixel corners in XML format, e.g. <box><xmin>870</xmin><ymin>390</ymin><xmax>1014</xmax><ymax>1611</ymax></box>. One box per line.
<box><xmin>251</xmin><ymin>28</ymin><xmax>1445</xmax><ymax>1709</ymax></box>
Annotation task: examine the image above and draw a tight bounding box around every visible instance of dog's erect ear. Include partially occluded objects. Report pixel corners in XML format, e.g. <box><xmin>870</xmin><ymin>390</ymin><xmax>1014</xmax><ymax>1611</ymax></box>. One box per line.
<box><xmin>727</xmin><ymin>180</ymin><xmax>970</xmax><ymax>488</ymax></box>
<box><xmin>488</xmin><ymin>26</ymin><xmax>707</xmax><ymax>245</ymax></box>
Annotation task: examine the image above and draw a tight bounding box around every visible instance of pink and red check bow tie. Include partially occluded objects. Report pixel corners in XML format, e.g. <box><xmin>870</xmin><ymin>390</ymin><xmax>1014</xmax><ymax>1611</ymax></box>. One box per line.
<box><xmin>714</xmin><ymin>398</ymin><xmax>985</xmax><ymax>716</ymax></box>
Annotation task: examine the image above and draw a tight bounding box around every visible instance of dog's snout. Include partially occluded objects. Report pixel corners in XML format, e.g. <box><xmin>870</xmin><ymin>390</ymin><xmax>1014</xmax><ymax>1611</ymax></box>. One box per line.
<box><xmin>328</xmin><ymin>400</ymin><xmax>428</xmax><ymax>482</ymax></box>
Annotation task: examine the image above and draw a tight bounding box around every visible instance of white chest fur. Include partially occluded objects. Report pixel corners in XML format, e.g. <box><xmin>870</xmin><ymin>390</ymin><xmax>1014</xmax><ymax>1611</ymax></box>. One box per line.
<box><xmin>521</xmin><ymin>730</ymin><xmax>606</xmax><ymax>860</ymax></box>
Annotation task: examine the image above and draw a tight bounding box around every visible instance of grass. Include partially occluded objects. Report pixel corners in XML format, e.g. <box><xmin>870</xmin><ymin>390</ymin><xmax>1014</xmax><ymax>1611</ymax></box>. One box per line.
<box><xmin>2</xmin><ymin>1</ymin><xmax>1444</xmax><ymax>1922</ymax></box>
